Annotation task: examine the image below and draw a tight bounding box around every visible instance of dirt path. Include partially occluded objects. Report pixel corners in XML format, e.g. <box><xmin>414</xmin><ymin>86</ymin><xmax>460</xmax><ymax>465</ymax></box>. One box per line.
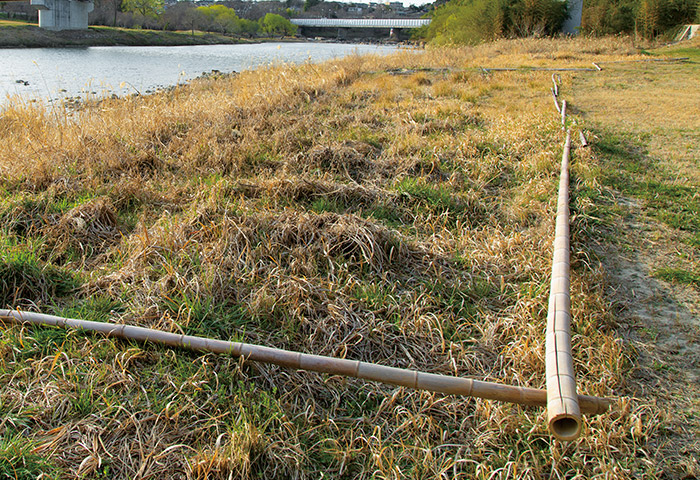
<box><xmin>594</xmin><ymin>200</ymin><xmax>699</xmax><ymax>477</ymax></box>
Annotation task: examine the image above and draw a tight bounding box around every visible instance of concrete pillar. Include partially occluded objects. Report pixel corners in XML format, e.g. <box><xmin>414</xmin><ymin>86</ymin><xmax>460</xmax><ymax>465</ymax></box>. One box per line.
<box><xmin>562</xmin><ymin>0</ymin><xmax>583</xmax><ymax>35</ymax></box>
<box><xmin>31</xmin><ymin>0</ymin><xmax>94</xmax><ymax>30</ymax></box>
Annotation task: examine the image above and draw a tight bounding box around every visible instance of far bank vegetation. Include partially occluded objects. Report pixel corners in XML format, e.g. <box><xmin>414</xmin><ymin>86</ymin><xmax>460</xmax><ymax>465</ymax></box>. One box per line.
<box><xmin>420</xmin><ymin>0</ymin><xmax>700</xmax><ymax>44</ymax></box>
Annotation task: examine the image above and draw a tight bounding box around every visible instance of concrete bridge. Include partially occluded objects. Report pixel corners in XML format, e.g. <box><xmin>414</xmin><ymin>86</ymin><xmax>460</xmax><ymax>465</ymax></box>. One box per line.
<box><xmin>290</xmin><ymin>18</ymin><xmax>430</xmax><ymax>29</ymax></box>
<box><xmin>2</xmin><ymin>0</ymin><xmax>93</xmax><ymax>30</ymax></box>
<box><xmin>290</xmin><ymin>18</ymin><xmax>430</xmax><ymax>40</ymax></box>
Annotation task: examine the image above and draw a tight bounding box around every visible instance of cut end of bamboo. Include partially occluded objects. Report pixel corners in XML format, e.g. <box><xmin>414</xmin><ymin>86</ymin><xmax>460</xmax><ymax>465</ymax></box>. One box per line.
<box><xmin>549</xmin><ymin>413</ymin><xmax>581</xmax><ymax>442</ymax></box>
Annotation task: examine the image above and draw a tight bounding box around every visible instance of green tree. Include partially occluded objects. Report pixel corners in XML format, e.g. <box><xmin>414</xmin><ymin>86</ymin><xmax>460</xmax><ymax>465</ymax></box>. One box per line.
<box><xmin>581</xmin><ymin>0</ymin><xmax>698</xmax><ymax>37</ymax></box>
<box><xmin>303</xmin><ymin>0</ymin><xmax>320</xmax><ymax>12</ymax></box>
<box><xmin>259</xmin><ymin>13</ymin><xmax>297</xmax><ymax>36</ymax></box>
<box><xmin>422</xmin><ymin>0</ymin><xmax>566</xmax><ymax>45</ymax></box>
<box><xmin>197</xmin><ymin>4</ymin><xmax>242</xmax><ymax>34</ymax></box>
<box><xmin>239</xmin><ymin>18</ymin><xmax>260</xmax><ymax>37</ymax></box>
<box><xmin>121</xmin><ymin>0</ymin><xmax>162</xmax><ymax>18</ymax></box>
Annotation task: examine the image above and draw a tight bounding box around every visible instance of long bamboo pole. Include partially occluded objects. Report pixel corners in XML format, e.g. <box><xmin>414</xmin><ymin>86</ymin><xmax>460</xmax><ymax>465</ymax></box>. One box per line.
<box><xmin>560</xmin><ymin>100</ymin><xmax>567</xmax><ymax>128</ymax></box>
<box><xmin>0</xmin><ymin>309</ymin><xmax>611</xmax><ymax>416</ymax></box>
<box><xmin>545</xmin><ymin>132</ymin><xmax>582</xmax><ymax>442</ymax></box>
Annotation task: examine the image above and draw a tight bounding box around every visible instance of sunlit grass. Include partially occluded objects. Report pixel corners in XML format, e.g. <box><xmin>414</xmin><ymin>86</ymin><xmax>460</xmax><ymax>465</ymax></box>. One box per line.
<box><xmin>0</xmin><ymin>36</ymin><xmax>693</xmax><ymax>478</ymax></box>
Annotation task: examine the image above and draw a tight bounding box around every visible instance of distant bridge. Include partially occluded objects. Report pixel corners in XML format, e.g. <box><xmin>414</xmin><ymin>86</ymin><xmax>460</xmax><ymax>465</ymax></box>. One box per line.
<box><xmin>290</xmin><ymin>18</ymin><xmax>430</xmax><ymax>29</ymax></box>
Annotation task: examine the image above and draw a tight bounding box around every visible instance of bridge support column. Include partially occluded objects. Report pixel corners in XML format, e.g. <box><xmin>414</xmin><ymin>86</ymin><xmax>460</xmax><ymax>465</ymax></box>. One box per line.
<box><xmin>562</xmin><ymin>0</ymin><xmax>583</xmax><ymax>34</ymax></box>
<box><xmin>30</xmin><ymin>0</ymin><xmax>94</xmax><ymax>30</ymax></box>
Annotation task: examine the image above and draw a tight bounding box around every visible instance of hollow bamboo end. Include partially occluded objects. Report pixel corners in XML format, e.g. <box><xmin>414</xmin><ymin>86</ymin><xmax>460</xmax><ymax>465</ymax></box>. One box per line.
<box><xmin>549</xmin><ymin>413</ymin><xmax>581</xmax><ymax>442</ymax></box>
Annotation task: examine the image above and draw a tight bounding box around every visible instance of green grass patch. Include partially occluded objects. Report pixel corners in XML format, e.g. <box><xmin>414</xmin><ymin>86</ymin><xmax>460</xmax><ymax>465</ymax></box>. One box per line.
<box><xmin>395</xmin><ymin>177</ymin><xmax>459</xmax><ymax>213</ymax></box>
<box><xmin>0</xmin><ymin>433</ymin><xmax>60</xmax><ymax>480</ymax></box>
<box><xmin>652</xmin><ymin>268</ymin><xmax>700</xmax><ymax>288</ymax></box>
<box><xmin>162</xmin><ymin>293</ymin><xmax>250</xmax><ymax>339</ymax></box>
<box><xmin>0</xmin><ymin>244</ymin><xmax>80</xmax><ymax>306</ymax></box>
<box><xmin>594</xmin><ymin>134</ymin><xmax>700</xmax><ymax>235</ymax></box>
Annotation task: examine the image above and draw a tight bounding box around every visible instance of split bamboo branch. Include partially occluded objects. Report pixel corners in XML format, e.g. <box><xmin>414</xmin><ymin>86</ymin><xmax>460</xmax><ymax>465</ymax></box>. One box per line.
<box><xmin>551</xmin><ymin>88</ymin><xmax>561</xmax><ymax>113</ymax></box>
<box><xmin>551</xmin><ymin>74</ymin><xmax>559</xmax><ymax>97</ymax></box>
<box><xmin>0</xmin><ymin>309</ymin><xmax>611</xmax><ymax>417</ymax></box>
<box><xmin>545</xmin><ymin>131</ymin><xmax>581</xmax><ymax>442</ymax></box>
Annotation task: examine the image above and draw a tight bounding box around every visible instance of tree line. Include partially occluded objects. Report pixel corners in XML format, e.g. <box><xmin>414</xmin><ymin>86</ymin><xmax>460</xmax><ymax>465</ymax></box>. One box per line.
<box><xmin>89</xmin><ymin>0</ymin><xmax>297</xmax><ymax>37</ymax></box>
<box><xmin>420</xmin><ymin>0</ymin><xmax>700</xmax><ymax>45</ymax></box>
<box><xmin>581</xmin><ymin>0</ymin><xmax>699</xmax><ymax>38</ymax></box>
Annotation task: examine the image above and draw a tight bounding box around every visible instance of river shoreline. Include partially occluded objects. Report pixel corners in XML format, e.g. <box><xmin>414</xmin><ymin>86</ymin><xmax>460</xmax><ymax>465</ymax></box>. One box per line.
<box><xmin>1</xmin><ymin>42</ymin><xmax>401</xmax><ymax>104</ymax></box>
<box><xmin>0</xmin><ymin>22</ymin><xmax>276</xmax><ymax>48</ymax></box>
<box><xmin>0</xmin><ymin>22</ymin><xmax>403</xmax><ymax>48</ymax></box>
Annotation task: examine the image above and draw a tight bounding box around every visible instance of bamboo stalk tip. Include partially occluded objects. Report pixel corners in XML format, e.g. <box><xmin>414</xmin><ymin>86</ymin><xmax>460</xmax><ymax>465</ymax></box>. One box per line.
<box><xmin>550</xmin><ymin>414</ymin><xmax>581</xmax><ymax>442</ymax></box>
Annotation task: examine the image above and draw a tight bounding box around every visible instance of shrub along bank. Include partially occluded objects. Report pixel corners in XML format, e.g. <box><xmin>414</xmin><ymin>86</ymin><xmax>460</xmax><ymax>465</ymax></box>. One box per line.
<box><xmin>419</xmin><ymin>0</ymin><xmax>700</xmax><ymax>45</ymax></box>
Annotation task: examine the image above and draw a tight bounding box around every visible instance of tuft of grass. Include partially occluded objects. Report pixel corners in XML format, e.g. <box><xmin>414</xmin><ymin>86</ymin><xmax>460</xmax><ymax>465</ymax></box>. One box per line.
<box><xmin>0</xmin><ymin>433</ymin><xmax>60</xmax><ymax>480</ymax></box>
<box><xmin>0</xmin><ymin>245</ymin><xmax>80</xmax><ymax>307</ymax></box>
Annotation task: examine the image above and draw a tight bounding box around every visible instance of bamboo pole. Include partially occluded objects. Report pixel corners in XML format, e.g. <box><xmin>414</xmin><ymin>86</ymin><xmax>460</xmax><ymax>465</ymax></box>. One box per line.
<box><xmin>560</xmin><ymin>100</ymin><xmax>567</xmax><ymax>127</ymax></box>
<box><xmin>0</xmin><ymin>309</ymin><xmax>611</xmax><ymax>416</ymax></box>
<box><xmin>551</xmin><ymin>74</ymin><xmax>559</xmax><ymax>97</ymax></box>
<box><xmin>481</xmin><ymin>67</ymin><xmax>596</xmax><ymax>72</ymax></box>
<box><xmin>598</xmin><ymin>57</ymin><xmax>689</xmax><ymax>64</ymax></box>
<box><xmin>545</xmin><ymin>132</ymin><xmax>581</xmax><ymax>442</ymax></box>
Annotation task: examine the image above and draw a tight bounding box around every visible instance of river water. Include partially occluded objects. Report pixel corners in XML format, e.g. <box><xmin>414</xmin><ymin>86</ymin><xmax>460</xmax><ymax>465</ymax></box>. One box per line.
<box><xmin>1</xmin><ymin>42</ymin><xmax>398</xmax><ymax>105</ymax></box>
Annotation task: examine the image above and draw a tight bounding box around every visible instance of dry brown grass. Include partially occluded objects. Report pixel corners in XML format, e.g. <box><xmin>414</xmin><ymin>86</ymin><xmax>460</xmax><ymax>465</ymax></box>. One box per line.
<box><xmin>0</xmin><ymin>36</ymin><xmax>692</xmax><ymax>478</ymax></box>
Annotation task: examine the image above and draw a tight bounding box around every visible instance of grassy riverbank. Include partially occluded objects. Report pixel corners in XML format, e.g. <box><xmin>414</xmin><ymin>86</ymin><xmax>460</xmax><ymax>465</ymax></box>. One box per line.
<box><xmin>0</xmin><ymin>37</ymin><xmax>698</xmax><ymax>478</ymax></box>
<box><xmin>0</xmin><ymin>21</ymin><xmax>255</xmax><ymax>48</ymax></box>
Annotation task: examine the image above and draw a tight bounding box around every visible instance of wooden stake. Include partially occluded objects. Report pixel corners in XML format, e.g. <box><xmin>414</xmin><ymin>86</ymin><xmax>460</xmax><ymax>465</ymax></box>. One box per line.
<box><xmin>0</xmin><ymin>309</ymin><xmax>611</xmax><ymax>416</ymax></box>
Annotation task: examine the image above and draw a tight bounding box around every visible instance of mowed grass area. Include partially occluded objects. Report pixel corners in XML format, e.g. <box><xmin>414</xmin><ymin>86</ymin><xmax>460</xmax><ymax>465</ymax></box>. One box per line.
<box><xmin>0</xmin><ymin>19</ymin><xmax>36</xmax><ymax>27</ymax></box>
<box><xmin>0</xmin><ymin>37</ymin><xmax>691</xmax><ymax>478</ymax></box>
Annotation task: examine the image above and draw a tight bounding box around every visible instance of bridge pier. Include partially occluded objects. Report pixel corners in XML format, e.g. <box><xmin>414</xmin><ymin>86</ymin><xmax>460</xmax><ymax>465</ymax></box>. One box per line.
<box><xmin>30</xmin><ymin>0</ymin><xmax>93</xmax><ymax>30</ymax></box>
<box><xmin>562</xmin><ymin>0</ymin><xmax>583</xmax><ymax>34</ymax></box>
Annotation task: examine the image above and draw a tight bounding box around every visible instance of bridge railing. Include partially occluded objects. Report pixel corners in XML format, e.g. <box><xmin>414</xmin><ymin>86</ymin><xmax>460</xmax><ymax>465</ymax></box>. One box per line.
<box><xmin>290</xmin><ymin>18</ymin><xmax>430</xmax><ymax>29</ymax></box>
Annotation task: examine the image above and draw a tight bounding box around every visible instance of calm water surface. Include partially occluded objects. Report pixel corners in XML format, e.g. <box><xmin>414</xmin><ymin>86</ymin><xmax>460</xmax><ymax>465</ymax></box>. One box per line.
<box><xmin>1</xmin><ymin>42</ymin><xmax>399</xmax><ymax>104</ymax></box>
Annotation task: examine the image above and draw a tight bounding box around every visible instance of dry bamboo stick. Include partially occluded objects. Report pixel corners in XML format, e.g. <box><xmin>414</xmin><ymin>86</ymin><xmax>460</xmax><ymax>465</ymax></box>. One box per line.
<box><xmin>592</xmin><ymin>62</ymin><xmax>602</xmax><ymax>71</ymax></box>
<box><xmin>551</xmin><ymin>88</ymin><xmax>561</xmax><ymax>113</ymax></box>
<box><xmin>0</xmin><ymin>309</ymin><xmax>611</xmax><ymax>416</ymax></box>
<box><xmin>482</xmin><ymin>67</ymin><xmax>595</xmax><ymax>72</ymax></box>
<box><xmin>598</xmin><ymin>57</ymin><xmax>689</xmax><ymax>64</ymax></box>
<box><xmin>551</xmin><ymin>74</ymin><xmax>559</xmax><ymax>97</ymax></box>
<box><xmin>545</xmin><ymin>131</ymin><xmax>581</xmax><ymax>442</ymax></box>
<box><xmin>579</xmin><ymin>130</ymin><xmax>589</xmax><ymax>147</ymax></box>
